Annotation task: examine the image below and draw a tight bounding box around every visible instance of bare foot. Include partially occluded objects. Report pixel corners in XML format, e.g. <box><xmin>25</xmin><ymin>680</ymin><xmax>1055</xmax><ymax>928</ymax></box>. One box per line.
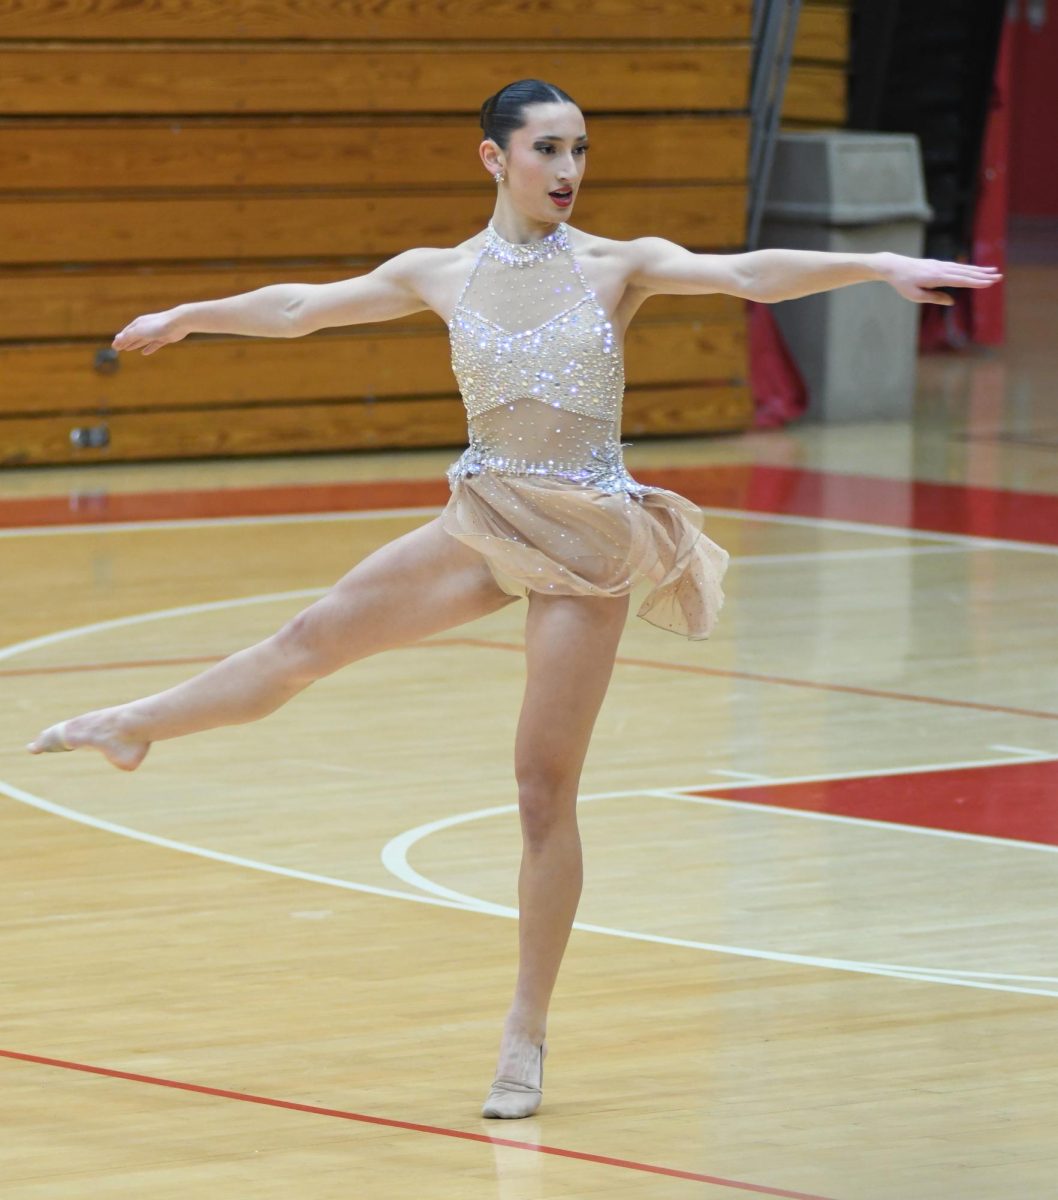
<box><xmin>27</xmin><ymin>707</ymin><xmax>150</xmax><ymax>772</ymax></box>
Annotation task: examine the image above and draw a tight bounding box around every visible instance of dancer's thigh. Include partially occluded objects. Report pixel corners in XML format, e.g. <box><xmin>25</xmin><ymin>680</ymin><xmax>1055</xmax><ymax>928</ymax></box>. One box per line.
<box><xmin>280</xmin><ymin>516</ymin><xmax>518</xmax><ymax>668</ymax></box>
<box><xmin>513</xmin><ymin>592</ymin><xmax>629</xmax><ymax>798</ymax></box>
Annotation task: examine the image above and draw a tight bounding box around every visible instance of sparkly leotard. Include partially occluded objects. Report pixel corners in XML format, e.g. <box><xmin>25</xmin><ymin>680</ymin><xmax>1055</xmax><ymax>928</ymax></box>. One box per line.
<box><xmin>440</xmin><ymin>220</ymin><xmax>729</xmax><ymax>639</ymax></box>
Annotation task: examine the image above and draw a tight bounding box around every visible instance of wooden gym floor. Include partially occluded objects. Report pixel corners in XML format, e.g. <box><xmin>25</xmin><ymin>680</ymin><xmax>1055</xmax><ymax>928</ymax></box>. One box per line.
<box><xmin>1</xmin><ymin>266</ymin><xmax>1056</xmax><ymax>1199</ymax></box>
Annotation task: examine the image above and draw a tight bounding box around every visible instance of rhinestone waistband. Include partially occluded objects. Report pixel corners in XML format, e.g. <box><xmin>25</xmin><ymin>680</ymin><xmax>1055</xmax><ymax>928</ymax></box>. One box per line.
<box><xmin>446</xmin><ymin>441</ymin><xmax>653</xmax><ymax>497</ymax></box>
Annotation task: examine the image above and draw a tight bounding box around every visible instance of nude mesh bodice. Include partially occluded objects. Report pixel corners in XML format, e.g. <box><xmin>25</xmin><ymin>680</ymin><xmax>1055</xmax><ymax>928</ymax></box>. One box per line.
<box><xmin>447</xmin><ymin>222</ymin><xmax>645</xmax><ymax>494</ymax></box>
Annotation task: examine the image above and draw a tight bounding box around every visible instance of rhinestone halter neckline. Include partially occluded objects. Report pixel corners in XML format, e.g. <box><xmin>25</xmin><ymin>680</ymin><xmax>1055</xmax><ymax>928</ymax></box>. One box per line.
<box><xmin>483</xmin><ymin>219</ymin><xmax>570</xmax><ymax>267</ymax></box>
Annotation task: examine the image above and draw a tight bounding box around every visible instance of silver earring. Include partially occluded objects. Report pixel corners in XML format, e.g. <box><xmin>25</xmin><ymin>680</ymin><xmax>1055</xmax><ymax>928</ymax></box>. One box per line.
<box><xmin>494</xmin><ymin>169</ymin><xmax>506</xmax><ymax>185</ymax></box>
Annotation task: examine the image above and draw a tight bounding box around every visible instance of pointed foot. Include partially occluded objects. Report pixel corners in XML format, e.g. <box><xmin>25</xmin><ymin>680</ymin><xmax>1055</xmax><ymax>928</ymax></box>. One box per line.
<box><xmin>27</xmin><ymin>712</ymin><xmax>150</xmax><ymax>772</ymax></box>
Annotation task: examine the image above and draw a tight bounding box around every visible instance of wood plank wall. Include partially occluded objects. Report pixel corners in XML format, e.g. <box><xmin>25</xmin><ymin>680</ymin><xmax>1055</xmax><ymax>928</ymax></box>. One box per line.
<box><xmin>786</xmin><ymin>0</ymin><xmax>850</xmax><ymax>129</ymax></box>
<box><xmin>0</xmin><ymin>1</ymin><xmax>845</xmax><ymax>467</ymax></box>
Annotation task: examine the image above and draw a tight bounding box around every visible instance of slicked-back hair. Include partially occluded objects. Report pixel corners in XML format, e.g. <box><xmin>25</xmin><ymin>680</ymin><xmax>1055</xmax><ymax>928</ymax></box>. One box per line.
<box><xmin>479</xmin><ymin>79</ymin><xmax>579</xmax><ymax>150</ymax></box>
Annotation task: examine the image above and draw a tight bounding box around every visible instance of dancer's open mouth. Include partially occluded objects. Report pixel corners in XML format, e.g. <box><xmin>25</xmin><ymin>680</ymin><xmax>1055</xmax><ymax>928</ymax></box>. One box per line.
<box><xmin>549</xmin><ymin>188</ymin><xmax>574</xmax><ymax>208</ymax></box>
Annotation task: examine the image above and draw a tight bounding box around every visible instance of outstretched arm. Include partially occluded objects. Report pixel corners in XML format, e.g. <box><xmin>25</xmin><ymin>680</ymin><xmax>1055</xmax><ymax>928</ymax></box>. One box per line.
<box><xmin>625</xmin><ymin>237</ymin><xmax>1001</xmax><ymax>307</ymax></box>
<box><xmin>112</xmin><ymin>249</ymin><xmax>435</xmax><ymax>356</ymax></box>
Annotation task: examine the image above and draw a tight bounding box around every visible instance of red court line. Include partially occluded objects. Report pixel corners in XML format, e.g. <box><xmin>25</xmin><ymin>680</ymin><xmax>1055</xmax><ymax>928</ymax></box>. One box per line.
<box><xmin>0</xmin><ymin>1049</ymin><xmax>838</xmax><ymax>1200</ymax></box>
<box><xmin>3</xmin><ymin>464</ymin><xmax>1057</xmax><ymax>545</ymax></box>
<box><xmin>432</xmin><ymin>638</ymin><xmax>1058</xmax><ymax>722</ymax></box>
<box><xmin>0</xmin><ymin>477</ymin><xmax>448</xmax><ymax>526</ymax></box>
<box><xmin>692</xmin><ymin>759</ymin><xmax>1058</xmax><ymax>847</ymax></box>
<box><xmin>0</xmin><ymin>655</ymin><xmax>221</xmax><ymax>678</ymax></box>
<box><xmin>5</xmin><ymin>639</ymin><xmax>1056</xmax><ymax>722</ymax></box>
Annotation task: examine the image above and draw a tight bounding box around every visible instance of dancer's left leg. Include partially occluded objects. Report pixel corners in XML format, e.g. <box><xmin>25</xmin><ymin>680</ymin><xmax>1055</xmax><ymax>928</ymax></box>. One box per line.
<box><xmin>484</xmin><ymin>590</ymin><xmax>629</xmax><ymax>1116</ymax></box>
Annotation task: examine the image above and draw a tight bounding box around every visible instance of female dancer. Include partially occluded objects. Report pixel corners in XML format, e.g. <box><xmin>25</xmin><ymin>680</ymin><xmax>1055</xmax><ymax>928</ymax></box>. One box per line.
<box><xmin>28</xmin><ymin>79</ymin><xmax>1000</xmax><ymax>1119</ymax></box>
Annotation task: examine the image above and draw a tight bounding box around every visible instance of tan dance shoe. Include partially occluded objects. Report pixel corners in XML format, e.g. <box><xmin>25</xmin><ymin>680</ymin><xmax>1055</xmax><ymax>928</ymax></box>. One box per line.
<box><xmin>481</xmin><ymin>1043</ymin><xmax>545</xmax><ymax>1119</ymax></box>
<box><xmin>28</xmin><ymin>721</ymin><xmax>72</xmax><ymax>753</ymax></box>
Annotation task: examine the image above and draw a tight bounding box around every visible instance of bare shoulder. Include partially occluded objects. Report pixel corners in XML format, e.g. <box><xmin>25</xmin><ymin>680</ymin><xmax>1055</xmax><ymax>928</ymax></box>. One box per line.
<box><xmin>566</xmin><ymin>228</ymin><xmax>678</xmax><ymax>283</ymax></box>
<box><xmin>566</xmin><ymin>227</ymin><xmax>645</xmax><ymax>268</ymax></box>
<box><xmin>380</xmin><ymin>237</ymin><xmax>482</xmax><ymax>315</ymax></box>
<box><xmin>383</xmin><ymin>240</ymin><xmax>477</xmax><ymax>282</ymax></box>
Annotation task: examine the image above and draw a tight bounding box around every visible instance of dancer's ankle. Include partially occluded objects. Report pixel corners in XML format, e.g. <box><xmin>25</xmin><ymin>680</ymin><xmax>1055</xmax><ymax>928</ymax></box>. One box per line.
<box><xmin>503</xmin><ymin>1008</ymin><xmax>547</xmax><ymax>1046</ymax></box>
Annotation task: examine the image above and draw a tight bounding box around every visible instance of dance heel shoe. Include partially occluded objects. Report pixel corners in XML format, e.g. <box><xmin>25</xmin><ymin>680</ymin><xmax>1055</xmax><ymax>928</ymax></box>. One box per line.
<box><xmin>29</xmin><ymin>721</ymin><xmax>72</xmax><ymax>753</ymax></box>
<box><xmin>481</xmin><ymin>1043</ymin><xmax>545</xmax><ymax>1119</ymax></box>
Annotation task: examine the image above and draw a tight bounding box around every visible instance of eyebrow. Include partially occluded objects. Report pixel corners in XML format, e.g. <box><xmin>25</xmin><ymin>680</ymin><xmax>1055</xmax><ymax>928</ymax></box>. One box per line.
<box><xmin>534</xmin><ymin>134</ymin><xmax>589</xmax><ymax>142</ymax></box>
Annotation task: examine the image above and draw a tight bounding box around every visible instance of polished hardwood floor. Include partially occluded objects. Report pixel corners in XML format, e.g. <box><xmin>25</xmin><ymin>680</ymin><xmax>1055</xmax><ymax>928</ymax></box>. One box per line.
<box><xmin>1</xmin><ymin>266</ymin><xmax>1055</xmax><ymax>1200</ymax></box>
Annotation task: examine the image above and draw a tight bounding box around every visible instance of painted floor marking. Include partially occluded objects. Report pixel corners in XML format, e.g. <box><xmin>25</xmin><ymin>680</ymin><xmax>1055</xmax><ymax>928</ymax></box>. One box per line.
<box><xmin>653</xmin><ymin>781</ymin><xmax>1058</xmax><ymax>855</ymax></box>
<box><xmin>1</xmin><ymin>501</ymin><xmax>1057</xmax><ymax>558</ymax></box>
<box><xmin>0</xmin><ymin>506</ymin><xmax>443</xmax><ymax>539</ymax></box>
<box><xmin>0</xmin><ymin>589</ymin><xmax>324</xmax><ymax>665</ymax></box>
<box><xmin>730</xmin><ymin>544</ymin><xmax>966</xmax><ymax>565</ymax></box>
<box><xmin>0</xmin><ymin>776</ymin><xmax>482</xmax><ymax>916</ymax></box>
<box><xmin>707</xmin><ymin>769</ymin><xmax>775</xmax><ymax>782</ymax></box>
<box><xmin>0</xmin><ymin>1048</ymin><xmax>838</xmax><ymax>1200</ymax></box>
<box><xmin>5</xmin><ymin>590</ymin><xmax>1054</xmax><ymax>721</ymax></box>
<box><xmin>697</xmin><ymin>506</ymin><xmax>1058</xmax><ymax>558</ymax></box>
<box><xmin>3</xmin><ymin>550</ymin><xmax>1055</xmax><ymax>1002</ymax></box>
<box><xmin>990</xmin><ymin>743</ymin><xmax>1052</xmax><ymax>758</ymax></box>
<box><xmin>4</xmin><ymin>765</ymin><xmax>1057</xmax><ymax>1000</ymax></box>
<box><xmin>378</xmin><ymin>784</ymin><xmax>1058</xmax><ymax>1000</ymax></box>
<box><xmin>435</xmin><ymin>636</ymin><xmax>1058</xmax><ymax>721</ymax></box>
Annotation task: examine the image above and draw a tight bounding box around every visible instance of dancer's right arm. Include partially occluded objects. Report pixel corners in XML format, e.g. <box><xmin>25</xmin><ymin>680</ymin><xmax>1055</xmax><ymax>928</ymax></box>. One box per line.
<box><xmin>112</xmin><ymin>249</ymin><xmax>438</xmax><ymax>356</ymax></box>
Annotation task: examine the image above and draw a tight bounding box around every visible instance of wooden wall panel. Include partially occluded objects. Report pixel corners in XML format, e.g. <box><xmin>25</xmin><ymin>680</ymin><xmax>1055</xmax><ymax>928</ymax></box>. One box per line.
<box><xmin>0</xmin><ymin>45</ymin><xmax>750</xmax><ymax>115</ymax></box>
<box><xmin>0</xmin><ymin>5</ymin><xmax>756</xmax><ymax>465</ymax></box>
<box><xmin>783</xmin><ymin>63</ymin><xmax>847</xmax><ymax>125</ymax></box>
<box><xmin>623</xmin><ymin>384</ymin><xmax>752</xmax><ymax>436</ymax></box>
<box><xmin>0</xmin><ymin>0</ymin><xmax>753</xmax><ymax>41</ymax></box>
<box><xmin>794</xmin><ymin>5</ymin><xmax>849</xmax><ymax>62</ymax></box>
<box><xmin>0</xmin><ymin>399</ymin><xmax>472</xmax><ymax>466</ymax></box>
<box><xmin>0</xmin><ymin>265</ymin><xmax>742</xmax><ymax>342</ymax></box>
<box><xmin>1</xmin><ymin>318</ymin><xmax>746</xmax><ymax>415</ymax></box>
<box><xmin>786</xmin><ymin>2</ymin><xmax>849</xmax><ymax>127</ymax></box>
<box><xmin>0</xmin><ymin>386</ymin><xmax>752</xmax><ymax>467</ymax></box>
<box><xmin>0</xmin><ymin>115</ymin><xmax>749</xmax><ymax>192</ymax></box>
<box><xmin>0</xmin><ymin>184</ymin><xmax>747</xmax><ymax>266</ymax></box>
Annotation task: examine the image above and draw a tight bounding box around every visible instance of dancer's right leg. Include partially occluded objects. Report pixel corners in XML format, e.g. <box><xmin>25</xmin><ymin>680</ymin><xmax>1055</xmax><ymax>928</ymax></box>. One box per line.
<box><xmin>27</xmin><ymin>517</ymin><xmax>517</xmax><ymax>770</ymax></box>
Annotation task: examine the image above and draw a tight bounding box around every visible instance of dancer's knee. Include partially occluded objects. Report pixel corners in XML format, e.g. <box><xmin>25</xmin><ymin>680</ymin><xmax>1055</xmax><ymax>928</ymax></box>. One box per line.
<box><xmin>272</xmin><ymin>604</ymin><xmax>345</xmax><ymax>683</ymax></box>
<box><xmin>516</xmin><ymin>767</ymin><xmax>578</xmax><ymax>850</ymax></box>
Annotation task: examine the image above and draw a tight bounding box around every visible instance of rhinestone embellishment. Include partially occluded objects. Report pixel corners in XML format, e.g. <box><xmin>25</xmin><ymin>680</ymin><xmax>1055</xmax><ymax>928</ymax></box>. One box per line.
<box><xmin>483</xmin><ymin>219</ymin><xmax>570</xmax><ymax>267</ymax></box>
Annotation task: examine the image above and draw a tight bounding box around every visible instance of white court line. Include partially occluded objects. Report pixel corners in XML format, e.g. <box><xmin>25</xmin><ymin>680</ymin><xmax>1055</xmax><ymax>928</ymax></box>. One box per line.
<box><xmin>651</xmin><ymin>788</ymin><xmax>1058</xmax><ymax>856</ymax></box>
<box><xmin>707</xmin><ymin>769</ymin><xmax>775</xmax><ymax>782</ymax></box>
<box><xmin>379</xmin><ymin>779</ymin><xmax>1058</xmax><ymax>999</ymax></box>
<box><xmin>0</xmin><ymin>589</ymin><xmax>326</xmax><ymax>664</ymax></box>
<box><xmin>0</xmin><ymin>505</ymin><xmax>442</xmax><ymax>539</ymax></box>
<box><xmin>668</xmin><ymin>753</ymin><xmax>1058</xmax><ymax>796</ymax></box>
<box><xmin>990</xmin><ymin>743</ymin><xmax>1054</xmax><ymax>759</ymax></box>
<box><xmin>3</xmin><ymin>558</ymin><xmax>1056</xmax><ymax>1002</ymax></box>
<box><xmin>0</xmin><ymin>777</ymin><xmax>482</xmax><ymax>916</ymax></box>
<box><xmin>732</xmin><ymin>544</ymin><xmax>965</xmax><ymax>565</ymax></box>
<box><xmin>3</xmin><ymin>769</ymin><xmax>1056</xmax><ymax>1000</ymax></box>
<box><xmin>697</xmin><ymin>506</ymin><xmax>1058</xmax><ymax>557</ymax></box>
<box><xmin>1</xmin><ymin>501</ymin><xmax>1056</xmax><ymax>557</ymax></box>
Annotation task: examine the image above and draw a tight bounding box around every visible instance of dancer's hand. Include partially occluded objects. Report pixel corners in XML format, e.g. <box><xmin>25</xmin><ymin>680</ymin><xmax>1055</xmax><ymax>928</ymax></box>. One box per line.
<box><xmin>877</xmin><ymin>253</ymin><xmax>1002</xmax><ymax>306</ymax></box>
<box><xmin>111</xmin><ymin>309</ymin><xmax>189</xmax><ymax>356</ymax></box>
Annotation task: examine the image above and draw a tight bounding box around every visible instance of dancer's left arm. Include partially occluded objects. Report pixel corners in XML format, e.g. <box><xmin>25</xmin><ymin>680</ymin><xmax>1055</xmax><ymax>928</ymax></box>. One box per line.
<box><xmin>626</xmin><ymin>238</ymin><xmax>1001</xmax><ymax>306</ymax></box>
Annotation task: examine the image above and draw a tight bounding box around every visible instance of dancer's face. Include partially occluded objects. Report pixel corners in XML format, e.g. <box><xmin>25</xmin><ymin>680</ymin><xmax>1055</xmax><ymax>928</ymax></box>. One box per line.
<box><xmin>484</xmin><ymin>102</ymin><xmax>589</xmax><ymax>225</ymax></box>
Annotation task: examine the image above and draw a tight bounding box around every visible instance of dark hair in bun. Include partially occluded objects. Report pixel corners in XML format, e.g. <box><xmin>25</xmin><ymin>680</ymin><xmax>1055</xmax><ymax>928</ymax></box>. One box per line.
<box><xmin>479</xmin><ymin>79</ymin><xmax>578</xmax><ymax>150</ymax></box>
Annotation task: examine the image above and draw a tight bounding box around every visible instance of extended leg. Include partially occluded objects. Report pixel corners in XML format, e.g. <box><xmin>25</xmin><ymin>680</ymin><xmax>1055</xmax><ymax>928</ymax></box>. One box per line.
<box><xmin>27</xmin><ymin>517</ymin><xmax>517</xmax><ymax>770</ymax></box>
<box><xmin>484</xmin><ymin>589</ymin><xmax>629</xmax><ymax>1117</ymax></box>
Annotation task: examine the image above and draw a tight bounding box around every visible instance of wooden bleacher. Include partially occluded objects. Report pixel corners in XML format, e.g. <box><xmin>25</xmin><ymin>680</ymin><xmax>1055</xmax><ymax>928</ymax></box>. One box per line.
<box><xmin>0</xmin><ymin>0</ymin><xmax>848</xmax><ymax>466</ymax></box>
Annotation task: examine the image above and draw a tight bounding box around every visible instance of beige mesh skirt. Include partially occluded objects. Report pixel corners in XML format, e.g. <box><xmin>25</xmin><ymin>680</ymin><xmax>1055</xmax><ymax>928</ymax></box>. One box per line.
<box><xmin>440</xmin><ymin>472</ymin><xmax>729</xmax><ymax>640</ymax></box>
